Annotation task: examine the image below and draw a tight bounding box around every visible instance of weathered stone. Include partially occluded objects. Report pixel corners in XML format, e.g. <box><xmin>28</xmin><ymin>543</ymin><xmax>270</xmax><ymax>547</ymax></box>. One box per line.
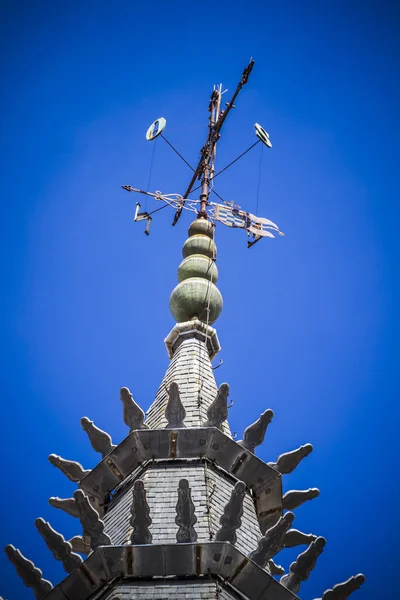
<box><xmin>284</xmin><ymin>529</ymin><xmax>317</xmax><ymax>548</ymax></box>
<box><xmin>281</xmin><ymin>536</ymin><xmax>326</xmax><ymax>594</ymax></box>
<box><xmin>130</xmin><ymin>479</ymin><xmax>152</xmax><ymax>544</ymax></box>
<box><xmin>268</xmin><ymin>443</ymin><xmax>313</xmax><ymax>474</ymax></box>
<box><xmin>283</xmin><ymin>488</ymin><xmax>320</xmax><ymax>510</ymax></box>
<box><xmin>120</xmin><ymin>386</ymin><xmax>148</xmax><ymax>431</ymax></box>
<box><xmin>250</xmin><ymin>512</ymin><xmax>294</xmax><ymax>568</ymax></box>
<box><xmin>316</xmin><ymin>574</ymin><xmax>366</xmax><ymax>600</ymax></box>
<box><xmin>165</xmin><ymin>381</ymin><xmax>186</xmax><ymax>428</ymax></box>
<box><xmin>35</xmin><ymin>518</ymin><xmax>82</xmax><ymax>573</ymax></box>
<box><xmin>81</xmin><ymin>417</ymin><xmax>115</xmax><ymax>457</ymax></box>
<box><xmin>203</xmin><ymin>383</ymin><xmax>229</xmax><ymax>429</ymax></box>
<box><xmin>237</xmin><ymin>409</ymin><xmax>274</xmax><ymax>453</ymax></box>
<box><xmin>48</xmin><ymin>454</ymin><xmax>90</xmax><ymax>482</ymax></box>
<box><xmin>49</xmin><ymin>496</ymin><xmax>79</xmax><ymax>518</ymax></box>
<box><xmin>268</xmin><ymin>560</ymin><xmax>285</xmax><ymax>575</ymax></box>
<box><xmin>73</xmin><ymin>490</ymin><xmax>111</xmax><ymax>550</ymax></box>
<box><xmin>175</xmin><ymin>479</ymin><xmax>197</xmax><ymax>542</ymax></box>
<box><xmin>4</xmin><ymin>545</ymin><xmax>53</xmax><ymax>599</ymax></box>
<box><xmin>68</xmin><ymin>535</ymin><xmax>91</xmax><ymax>555</ymax></box>
<box><xmin>215</xmin><ymin>481</ymin><xmax>245</xmax><ymax>544</ymax></box>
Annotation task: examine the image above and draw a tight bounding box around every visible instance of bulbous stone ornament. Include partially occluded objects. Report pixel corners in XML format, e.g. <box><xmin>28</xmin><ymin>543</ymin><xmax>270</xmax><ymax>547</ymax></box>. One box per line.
<box><xmin>284</xmin><ymin>528</ymin><xmax>317</xmax><ymax>548</ymax></box>
<box><xmin>237</xmin><ymin>409</ymin><xmax>274</xmax><ymax>454</ymax></box>
<box><xmin>49</xmin><ymin>496</ymin><xmax>79</xmax><ymax>518</ymax></box>
<box><xmin>73</xmin><ymin>490</ymin><xmax>111</xmax><ymax>550</ymax></box>
<box><xmin>81</xmin><ymin>417</ymin><xmax>115</xmax><ymax>457</ymax></box>
<box><xmin>130</xmin><ymin>479</ymin><xmax>152</xmax><ymax>544</ymax></box>
<box><xmin>281</xmin><ymin>536</ymin><xmax>326</xmax><ymax>594</ymax></box>
<box><xmin>35</xmin><ymin>518</ymin><xmax>82</xmax><ymax>573</ymax></box>
<box><xmin>175</xmin><ymin>479</ymin><xmax>197</xmax><ymax>542</ymax></box>
<box><xmin>215</xmin><ymin>481</ymin><xmax>246</xmax><ymax>544</ymax></box>
<box><xmin>268</xmin><ymin>443</ymin><xmax>313</xmax><ymax>474</ymax></box>
<box><xmin>4</xmin><ymin>545</ymin><xmax>53</xmax><ymax>599</ymax></box>
<box><xmin>120</xmin><ymin>387</ymin><xmax>148</xmax><ymax>431</ymax></box>
<box><xmin>283</xmin><ymin>488</ymin><xmax>320</xmax><ymax>510</ymax></box>
<box><xmin>165</xmin><ymin>381</ymin><xmax>186</xmax><ymax>428</ymax></box>
<box><xmin>249</xmin><ymin>512</ymin><xmax>295</xmax><ymax>568</ymax></box>
<box><xmin>48</xmin><ymin>454</ymin><xmax>90</xmax><ymax>482</ymax></box>
<box><xmin>316</xmin><ymin>574</ymin><xmax>366</xmax><ymax>599</ymax></box>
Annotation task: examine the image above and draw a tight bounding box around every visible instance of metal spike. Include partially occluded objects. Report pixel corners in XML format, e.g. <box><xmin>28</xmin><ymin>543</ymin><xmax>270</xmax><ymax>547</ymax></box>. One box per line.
<box><xmin>48</xmin><ymin>454</ymin><xmax>90</xmax><ymax>482</ymax></box>
<box><xmin>175</xmin><ymin>479</ymin><xmax>197</xmax><ymax>542</ymax></box>
<box><xmin>282</xmin><ymin>488</ymin><xmax>320</xmax><ymax>510</ymax></box>
<box><xmin>35</xmin><ymin>518</ymin><xmax>82</xmax><ymax>573</ymax></box>
<box><xmin>165</xmin><ymin>382</ymin><xmax>186</xmax><ymax>428</ymax></box>
<box><xmin>203</xmin><ymin>383</ymin><xmax>230</xmax><ymax>429</ymax></box>
<box><xmin>80</xmin><ymin>417</ymin><xmax>115</xmax><ymax>457</ymax></box>
<box><xmin>130</xmin><ymin>480</ymin><xmax>152</xmax><ymax>544</ymax></box>
<box><xmin>249</xmin><ymin>512</ymin><xmax>295</xmax><ymax>568</ymax></box>
<box><xmin>268</xmin><ymin>443</ymin><xmax>313</xmax><ymax>474</ymax></box>
<box><xmin>120</xmin><ymin>386</ymin><xmax>148</xmax><ymax>431</ymax></box>
<box><xmin>49</xmin><ymin>496</ymin><xmax>79</xmax><ymax>518</ymax></box>
<box><xmin>237</xmin><ymin>409</ymin><xmax>274</xmax><ymax>453</ymax></box>
<box><xmin>4</xmin><ymin>544</ymin><xmax>53</xmax><ymax>599</ymax></box>
<box><xmin>73</xmin><ymin>489</ymin><xmax>111</xmax><ymax>550</ymax></box>
<box><xmin>280</xmin><ymin>536</ymin><xmax>326</xmax><ymax>594</ymax></box>
<box><xmin>215</xmin><ymin>481</ymin><xmax>245</xmax><ymax>544</ymax></box>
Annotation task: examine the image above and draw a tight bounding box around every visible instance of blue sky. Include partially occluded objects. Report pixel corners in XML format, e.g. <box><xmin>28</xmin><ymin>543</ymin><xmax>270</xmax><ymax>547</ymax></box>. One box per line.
<box><xmin>0</xmin><ymin>1</ymin><xmax>398</xmax><ymax>598</ymax></box>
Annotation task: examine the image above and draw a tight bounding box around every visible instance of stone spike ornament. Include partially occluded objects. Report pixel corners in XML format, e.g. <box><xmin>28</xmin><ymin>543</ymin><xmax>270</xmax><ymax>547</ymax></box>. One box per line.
<box><xmin>316</xmin><ymin>574</ymin><xmax>366</xmax><ymax>600</ymax></box>
<box><xmin>48</xmin><ymin>454</ymin><xmax>90</xmax><ymax>482</ymax></box>
<box><xmin>268</xmin><ymin>443</ymin><xmax>313</xmax><ymax>474</ymax></box>
<box><xmin>120</xmin><ymin>386</ymin><xmax>148</xmax><ymax>431</ymax></box>
<box><xmin>68</xmin><ymin>535</ymin><xmax>91</xmax><ymax>555</ymax></box>
<box><xmin>165</xmin><ymin>381</ymin><xmax>186</xmax><ymax>428</ymax></box>
<box><xmin>284</xmin><ymin>528</ymin><xmax>318</xmax><ymax>548</ymax></box>
<box><xmin>268</xmin><ymin>560</ymin><xmax>285</xmax><ymax>576</ymax></box>
<box><xmin>215</xmin><ymin>481</ymin><xmax>246</xmax><ymax>544</ymax></box>
<box><xmin>35</xmin><ymin>518</ymin><xmax>83</xmax><ymax>573</ymax></box>
<box><xmin>249</xmin><ymin>511</ymin><xmax>295</xmax><ymax>568</ymax></box>
<box><xmin>237</xmin><ymin>409</ymin><xmax>274</xmax><ymax>454</ymax></box>
<box><xmin>130</xmin><ymin>479</ymin><xmax>152</xmax><ymax>544</ymax></box>
<box><xmin>283</xmin><ymin>488</ymin><xmax>320</xmax><ymax>510</ymax></box>
<box><xmin>280</xmin><ymin>536</ymin><xmax>326</xmax><ymax>594</ymax></box>
<box><xmin>203</xmin><ymin>382</ymin><xmax>230</xmax><ymax>429</ymax></box>
<box><xmin>4</xmin><ymin>544</ymin><xmax>53</xmax><ymax>599</ymax></box>
<box><xmin>73</xmin><ymin>489</ymin><xmax>111</xmax><ymax>550</ymax></box>
<box><xmin>175</xmin><ymin>479</ymin><xmax>198</xmax><ymax>542</ymax></box>
<box><xmin>80</xmin><ymin>416</ymin><xmax>115</xmax><ymax>457</ymax></box>
<box><xmin>49</xmin><ymin>496</ymin><xmax>80</xmax><ymax>518</ymax></box>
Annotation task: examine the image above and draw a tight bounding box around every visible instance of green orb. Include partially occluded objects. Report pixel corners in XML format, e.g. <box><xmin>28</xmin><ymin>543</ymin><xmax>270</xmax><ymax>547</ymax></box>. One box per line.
<box><xmin>182</xmin><ymin>234</ymin><xmax>216</xmax><ymax>260</ymax></box>
<box><xmin>178</xmin><ymin>254</ymin><xmax>218</xmax><ymax>284</ymax></box>
<box><xmin>170</xmin><ymin>277</ymin><xmax>223</xmax><ymax>324</ymax></box>
<box><xmin>188</xmin><ymin>218</ymin><xmax>214</xmax><ymax>239</ymax></box>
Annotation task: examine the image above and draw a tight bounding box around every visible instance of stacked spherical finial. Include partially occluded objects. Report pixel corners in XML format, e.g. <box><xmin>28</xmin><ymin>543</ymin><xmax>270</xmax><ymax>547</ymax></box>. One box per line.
<box><xmin>169</xmin><ymin>218</ymin><xmax>223</xmax><ymax>324</ymax></box>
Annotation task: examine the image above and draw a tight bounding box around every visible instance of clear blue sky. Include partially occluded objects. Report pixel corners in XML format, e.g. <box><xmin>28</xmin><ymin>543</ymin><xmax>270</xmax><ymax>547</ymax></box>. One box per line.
<box><xmin>1</xmin><ymin>1</ymin><xmax>398</xmax><ymax>598</ymax></box>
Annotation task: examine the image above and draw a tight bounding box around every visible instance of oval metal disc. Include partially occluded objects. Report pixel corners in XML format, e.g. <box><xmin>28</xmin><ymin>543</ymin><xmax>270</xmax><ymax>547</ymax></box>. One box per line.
<box><xmin>146</xmin><ymin>117</ymin><xmax>166</xmax><ymax>141</ymax></box>
<box><xmin>254</xmin><ymin>123</ymin><xmax>272</xmax><ymax>148</ymax></box>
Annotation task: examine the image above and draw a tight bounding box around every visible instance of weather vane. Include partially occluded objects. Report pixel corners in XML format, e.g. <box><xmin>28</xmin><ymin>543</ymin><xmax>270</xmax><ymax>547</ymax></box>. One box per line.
<box><xmin>122</xmin><ymin>59</ymin><xmax>284</xmax><ymax>248</ymax></box>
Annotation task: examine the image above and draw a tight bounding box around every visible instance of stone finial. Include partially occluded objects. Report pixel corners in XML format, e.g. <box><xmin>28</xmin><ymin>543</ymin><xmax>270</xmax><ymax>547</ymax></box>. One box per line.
<box><xmin>284</xmin><ymin>529</ymin><xmax>318</xmax><ymax>548</ymax></box>
<box><xmin>48</xmin><ymin>454</ymin><xmax>90</xmax><ymax>482</ymax></box>
<box><xmin>120</xmin><ymin>387</ymin><xmax>148</xmax><ymax>431</ymax></box>
<box><xmin>249</xmin><ymin>512</ymin><xmax>295</xmax><ymax>568</ymax></box>
<box><xmin>69</xmin><ymin>535</ymin><xmax>91</xmax><ymax>555</ymax></box>
<box><xmin>35</xmin><ymin>518</ymin><xmax>82</xmax><ymax>573</ymax></box>
<box><xmin>203</xmin><ymin>383</ymin><xmax>230</xmax><ymax>429</ymax></box>
<box><xmin>175</xmin><ymin>479</ymin><xmax>197</xmax><ymax>543</ymax></box>
<box><xmin>49</xmin><ymin>496</ymin><xmax>79</xmax><ymax>518</ymax></box>
<box><xmin>317</xmin><ymin>574</ymin><xmax>366</xmax><ymax>600</ymax></box>
<box><xmin>283</xmin><ymin>488</ymin><xmax>320</xmax><ymax>510</ymax></box>
<box><xmin>215</xmin><ymin>481</ymin><xmax>246</xmax><ymax>544</ymax></box>
<box><xmin>73</xmin><ymin>490</ymin><xmax>111</xmax><ymax>550</ymax></box>
<box><xmin>280</xmin><ymin>536</ymin><xmax>326</xmax><ymax>594</ymax></box>
<box><xmin>4</xmin><ymin>545</ymin><xmax>53</xmax><ymax>599</ymax></box>
<box><xmin>268</xmin><ymin>444</ymin><xmax>313</xmax><ymax>474</ymax></box>
<box><xmin>80</xmin><ymin>417</ymin><xmax>115</xmax><ymax>457</ymax></box>
<box><xmin>268</xmin><ymin>560</ymin><xmax>285</xmax><ymax>575</ymax></box>
<box><xmin>130</xmin><ymin>479</ymin><xmax>152</xmax><ymax>544</ymax></box>
<box><xmin>165</xmin><ymin>381</ymin><xmax>186</xmax><ymax>428</ymax></box>
<box><xmin>237</xmin><ymin>409</ymin><xmax>274</xmax><ymax>454</ymax></box>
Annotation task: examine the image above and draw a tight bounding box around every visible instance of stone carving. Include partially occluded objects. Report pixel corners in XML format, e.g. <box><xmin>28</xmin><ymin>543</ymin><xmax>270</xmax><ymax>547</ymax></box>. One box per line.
<box><xmin>280</xmin><ymin>536</ymin><xmax>326</xmax><ymax>594</ymax></box>
<box><xmin>203</xmin><ymin>383</ymin><xmax>230</xmax><ymax>429</ymax></box>
<box><xmin>284</xmin><ymin>528</ymin><xmax>317</xmax><ymax>548</ymax></box>
<box><xmin>80</xmin><ymin>417</ymin><xmax>115</xmax><ymax>457</ymax></box>
<box><xmin>268</xmin><ymin>443</ymin><xmax>313</xmax><ymax>474</ymax></box>
<box><xmin>73</xmin><ymin>489</ymin><xmax>111</xmax><ymax>550</ymax></box>
<box><xmin>237</xmin><ymin>409</ymin><xmax>274</xmax><ymax>453</ymax></box>
<box><xmin>35</xmin><ymin>518</ymin><xmax>82</xmax><ymax>573</ymax></box>
<box><xmin>249</xmin><ymin>512</ymin><xmax>294</xmax><ymax>568</ymax></box>
<box><xmin>316</xmin><ymin>574</ymin><xmax>366</xmax><ymax>599</ymax></box>
<box><xmin>175</xmin><ymin>479</ymin><xmax>197</xmax><ymax>542</ymax></box>
<box><xmin>283</xmin><ymin>488</ymin><xmax>320</xmax><ymax>510</ymax></box>
<box><xmin>120</xmin><ymin>386</ymin><xmax>148</xmax><ymax>431</ymax></box>
<box><xmin>215</xmin><ymin>481</ymin><xmax>245</xmax><ymax>544</ymax></box>
<box><xmin>49</xmin><ymin>496</ymin><xmax>79</xmax><ymax>518</ymax></box>
<box><xmin>68</xmin><ymin>535</ymin><xmax>91</xmax><ymax>555</ymax></box>
<box><xmin>165</xmin><ymin>381</ymin><xmax>186</xmax><ymax>428</ymax></box>
<box><xmin>48</xmin><ymin>454</ymin><xmax>90</xmax><ymax>482</ymax></box>
<box><xmin>4</xmin><ymin>545</ymin><xmax>53</xmax><ymax>599</ymax></box>
<box><xmin>268</xmin><ymin>560</ymin><xmax>285</xmax><ymax>575</ymax></box>
<box><xmin>130</xmin><ymin>479</ymin><xmax>152</xmax><ymax>544</ymax></box>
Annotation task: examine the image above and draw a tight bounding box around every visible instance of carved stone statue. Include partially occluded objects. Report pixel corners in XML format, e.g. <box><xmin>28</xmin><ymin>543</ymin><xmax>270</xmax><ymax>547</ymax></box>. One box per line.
<box><xmin>203</xmin><ymin>383</ymin><xmax>230</xmax><ymax>429</ymax></box>
<box><xmin>282</xmin><ymin>488</ymin><xmax>320</xmax><ymax>510</ymax></box>
<box><xmin>237</xmin><ymin>409</ymin><xmax>274</xmax><ymax>454</ymax></box>
<box><xmin>120</xmin><ymin>386</ymin><xmax>148</xmax><ymax>431</ymax></box>
<box><xmin>130</xmin><ymin>479</ymin><xmax>152</xmax><ymax>544</ymax></box>
<box><xmin>175</xmin><ymin>479</ymin><xmax>197</xmax><ymax>542</ymax></box>
<box><xmin>249</xmin><ymin>512</ymin><xmax>295</xmax><ymax>568</ymax></box>
<box><xmin>49</xmin><ymin>496</ymin><xmax>79</xmax><ymax>518</ymax></box>
<box><xmin>215</xmin><ymin>481</ymin><xmax>245</xmax><ymax>544</ymax></box>
<box><xmin>35</xmin><ymin>518</ymin><xmax>82</xmax><ymax>573</ymax></box>
<box><xmin>73</xmin><ymin>489</ymin><xmax>111</xmax><ymax>550</ymax></box>
<box><xmin>284</xmin><ymin>528</ymin><xmax>317</xmax><ymax>548</ymax></box>
<box><xmin>165</xmin><ymin>381</ymin><xmax>186</xmax><ymax>428</ymax></box>
<box><xmin>80</xmin><ymin>417</ymin><xmax>115</xmax><ymax>457</ymax></box>
<box><xmin>5</xmin><ymin>545</ymin><xmax>53</xmax><ymax>599</ymax></box>
<box><xmin>316</xmin><ymin>574</ymin><xmax>366</xmax><ymax>600</ymax></box>
<box><xmin>281</xmin><ymin>536</ymin><xmax>326</xmax><ymax>594</ymax></box>
<box><xmin>268</xmin><ymin>443</ymin><xmax>313</xmax><ymax>474</ymax></box>
<box><xmin>48</xmin><ymin>454</ymin><xmax>90</xmax><ymax>482</ymax></box>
